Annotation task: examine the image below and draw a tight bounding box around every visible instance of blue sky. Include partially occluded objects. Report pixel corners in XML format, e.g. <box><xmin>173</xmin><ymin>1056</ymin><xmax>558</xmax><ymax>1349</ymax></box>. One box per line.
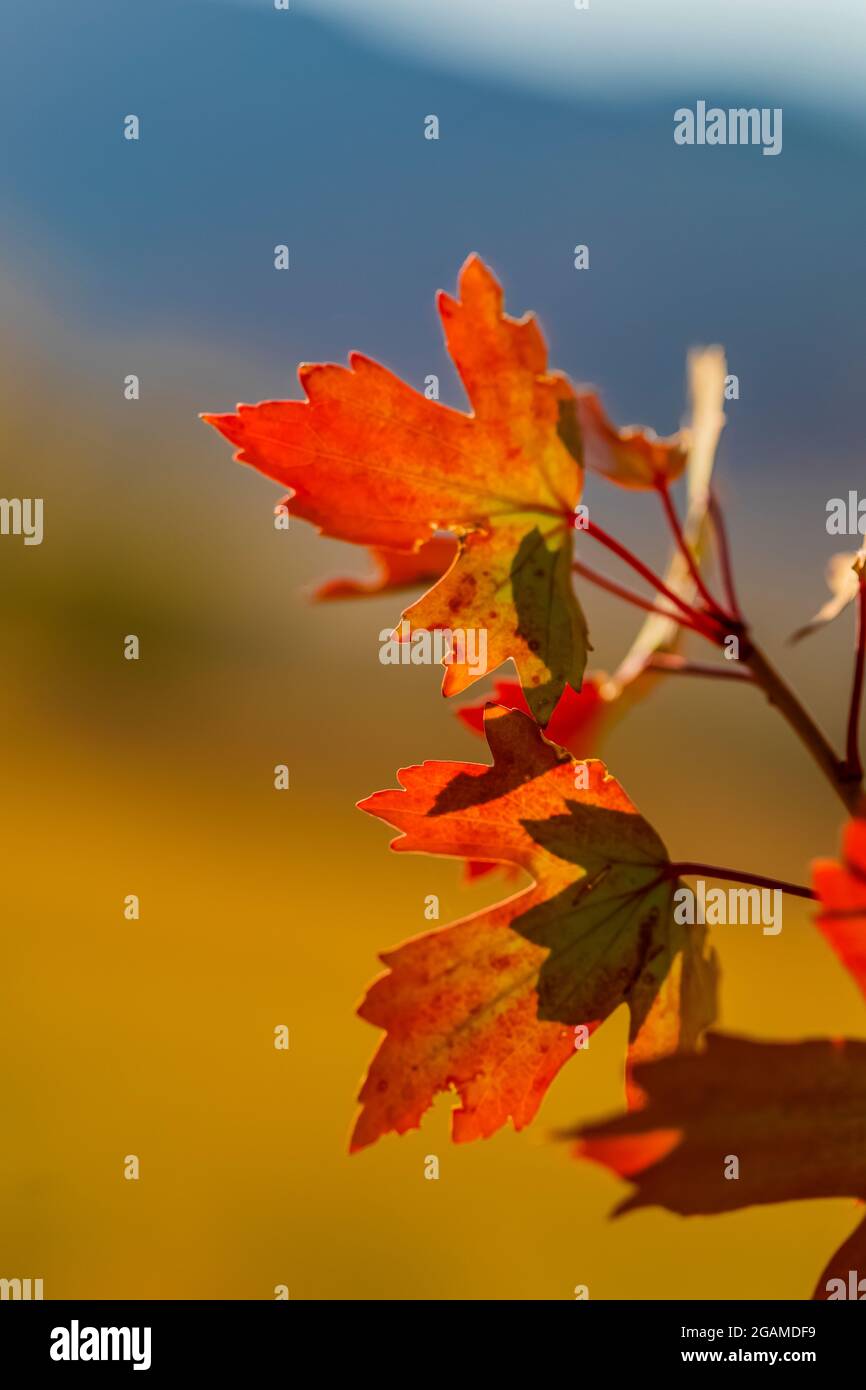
<box><xmin>3</xmin><ymin>0</ymin><xmax>864</xmax><ymax>497</ymax></box>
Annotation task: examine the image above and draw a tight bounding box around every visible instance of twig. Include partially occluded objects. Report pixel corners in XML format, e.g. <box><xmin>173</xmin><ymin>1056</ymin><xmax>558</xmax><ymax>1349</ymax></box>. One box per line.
<box><xmin>669</xmin><ymin>862</ymin><xmax>816</xmax><ymax>900</ymax></box>
<box><xmin>656</xmin><ymin>479</ymin><xmax>722</xmax><ymax>616</ymax></box>
<box><xmin>744</xmin><ymin>641</ymin><xmax>861</xmax><ymax>813</ymax></box>
<box><xmin>584</xmin><ymin>519</ymin><xmax>719</xmax><ymax>638</ymax></box>
<box><xmin>646</xmin><ymin>653</ymin><xmax>754</xmax><ymax>682</ymax></box>
<box><xmin>708</xmin><ymin>490</ymin><xmax>744</xmax><ymax>623</ymax></box>
<box><xmin>572</xmin><ymin>562</ymin><xmax>711</xmax><ymax>635</ymax></box>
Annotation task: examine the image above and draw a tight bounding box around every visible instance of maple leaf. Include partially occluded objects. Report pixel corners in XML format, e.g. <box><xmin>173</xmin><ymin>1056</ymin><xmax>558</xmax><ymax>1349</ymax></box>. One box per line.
<box><xmin>350</xmin><ymin>909</ymin><xmax>584</xmax><ymax>1152</ymax></box>
<box><xmin>575</xmin><ymin>392</ymin><xmax>687</xmax><ymax>489</ymax></box>
<box><xmin>351</xmin><ymin>705</ymin><xmax>716</xmax><ymax>1149</ymax></box>
<box><xmin>457</xmin><ymin>680</ymin><xmax>610</xmax><ymax>882</ymax></box>
<box><xmin>572</xmin><ymin>1013</ymin><xmax>866</xmax><ymax>1296</ymax></box>
<box><xmin>456</xmin><ymin>676</ymin><xmax>611</xmax><ymax>885</ymax></box>
<box><xmin>574</xmin><ymin>336</ymin><xmax>721</xmax><ymax>496</ymax></box>
<box><xmin>312</xmin><ymin>536</ymin><xmax>457</xmax><ymax>602</ymax></box>
<box><xmin>202</xmin><ymin>255</ymin><xmax>590</xmax><ymax>723</ymax></box>
<box><xmin>574</xmin><ymin>1033</ymin><xmax>866</xmax><ymax>1218</ymax></box>
<box><xmin>789</xmin><ymin>549</ymin><xmax>866</xmax><ymax>644</ymax></box>
<box><xmin>457</xmin><ymin>677</ymin><xmax>610</xmax><ymax>757</ymax></box>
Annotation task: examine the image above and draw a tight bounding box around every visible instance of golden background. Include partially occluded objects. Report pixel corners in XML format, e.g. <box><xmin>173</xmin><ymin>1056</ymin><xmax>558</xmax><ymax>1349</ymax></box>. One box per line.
<box><xmin>1</xmin><ymin>267</ymin><xmax>864</xmax><ymax>1299</ymax></box>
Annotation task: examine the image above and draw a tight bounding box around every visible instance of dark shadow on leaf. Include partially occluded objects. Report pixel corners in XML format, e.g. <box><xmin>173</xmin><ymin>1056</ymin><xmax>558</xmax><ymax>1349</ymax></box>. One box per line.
<box><xmin>520</xmin><ymin>801</ymin><xmax>668</xmax><ymax>869</ymax></box>
<box><xmin>430</xmin><ymin>705</ymin><xmax>570</xmax><ymax>817</ymax></box>
<box><xmin>510</xmin><ymin>525</ymin><xmax>587</xmax><ymax>724</ymax></box>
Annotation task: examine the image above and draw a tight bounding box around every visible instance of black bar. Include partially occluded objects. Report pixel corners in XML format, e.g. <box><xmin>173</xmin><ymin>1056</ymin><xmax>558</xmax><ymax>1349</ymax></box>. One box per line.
<box><xmin>1</xmin><ymin>1300</ymin><xmax>861</xmax><ymax>1374</ymax></box>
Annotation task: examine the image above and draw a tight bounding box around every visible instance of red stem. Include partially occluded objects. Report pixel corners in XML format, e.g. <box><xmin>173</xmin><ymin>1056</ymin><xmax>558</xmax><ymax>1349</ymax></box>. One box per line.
<box><xmin>656</xmin><ymin>478</ymin><xmax>723</xmax><ymax>616</ymax></box>
<box><xmin>708</xmin><ymin>490</ymin><xmax>744</xmax><ymax>623</ymax></box>
<box><xmin>646</xmin><ymin>653</ymin><xmax>754</xmax><ymax>682</ymax></box>
<box><xmin>571</xmin><ymin>561</ymin><xmax>711</xmax><ymax>634</ymax></box>
<box><xmin>845</xmin><ymin>575</ymin><xmax>866</xmax><ymax>780</ymax></box>
<box><xmin>584</xmin><ymin>519</ymin><xmax>719</xmax><ymax>639</ymax></box>
<box><xmin>669</xmin><ymin>862</ymin><xmax>816</xmax><ymax>900</ymax></box>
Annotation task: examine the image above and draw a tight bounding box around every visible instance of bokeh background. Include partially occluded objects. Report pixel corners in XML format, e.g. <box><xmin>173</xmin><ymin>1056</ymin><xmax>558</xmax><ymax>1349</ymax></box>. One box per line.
<box><xmin>1</xmin><ymin>0</ymin><xmax>866</xmax><ymax>1299</ymax></box>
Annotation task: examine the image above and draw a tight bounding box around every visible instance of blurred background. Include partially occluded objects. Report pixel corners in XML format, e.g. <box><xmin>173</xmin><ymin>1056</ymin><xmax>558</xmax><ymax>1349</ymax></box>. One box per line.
<box><xmin>1</xmin><ymin>0</ymin><xmax>865</xmax><ymax>1299</ymax></box>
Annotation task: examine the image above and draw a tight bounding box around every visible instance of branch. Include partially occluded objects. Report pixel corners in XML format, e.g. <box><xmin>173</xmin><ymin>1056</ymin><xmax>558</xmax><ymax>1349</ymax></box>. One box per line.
<box><xmin>743</xmin><ymin>641</ymin><xmax>862</xmax><ymax>814</ymax></box>
<box><xmin>646</xmin><ymin>653</ymin><xmax>754</xmax><ymax>682</ymax></box>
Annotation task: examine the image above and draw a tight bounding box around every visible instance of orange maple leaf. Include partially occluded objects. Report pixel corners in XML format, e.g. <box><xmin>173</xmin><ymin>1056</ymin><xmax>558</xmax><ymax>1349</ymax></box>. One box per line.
<box><xmin>576</xmin><ymin>391</ymin><xmax>687</xmax><ymax>489</ymax></box>
<box><xmin>458</xmin><ymin>677</ymin><xmax>609</xmax><ymax>757</ymax></box>
<box><xmin>312</xmin><ymin>536</ymin><xmax>457</xmax><ymax>602</ymax></box>
<box><xmin>351</xmin><ymin>705</ymin><xmax>716</xmax><ymax>1149</ymax></box>
<box><xmin>203</xmin><ymin>256</ymin><xmax>591</xmax><ymax>723</ymax></box>
<box><xmin>456</xmin><ymin>678</ymin><xmax>612</xmax><ymax>884</ymax></box>
<box><xmin>575</xmin><ymin>1034</ymin><xmax>866</xmax><ymax>1216</ymax></box>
